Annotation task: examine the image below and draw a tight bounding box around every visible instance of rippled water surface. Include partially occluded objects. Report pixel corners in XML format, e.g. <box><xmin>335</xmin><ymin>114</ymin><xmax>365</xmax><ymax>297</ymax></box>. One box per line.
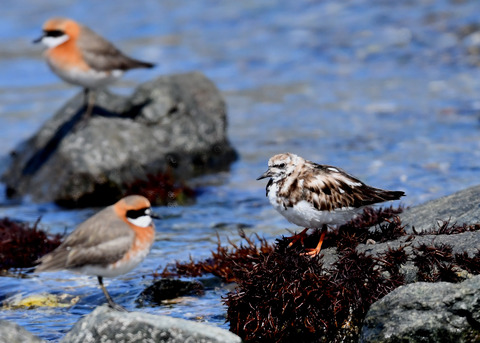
<box><xmin>1</xmin><ymin>0</ymin><xmax>480</xmax><ymax>340</ymax></box>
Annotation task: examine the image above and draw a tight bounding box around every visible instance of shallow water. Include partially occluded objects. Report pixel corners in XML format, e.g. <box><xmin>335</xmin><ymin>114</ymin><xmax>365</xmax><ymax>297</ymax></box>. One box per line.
<box><xmin>1</xmin><ymin>0</ymin><xmax>480</xmax><ymax>340</ymax></box>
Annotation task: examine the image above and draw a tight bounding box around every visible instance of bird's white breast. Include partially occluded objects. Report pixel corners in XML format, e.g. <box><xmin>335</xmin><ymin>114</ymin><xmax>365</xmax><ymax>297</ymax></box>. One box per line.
<box><xmin>127</xmin><ymin>215</ymin><xmax>152</xmax><ymax>228</ymax></box>
<box><xmin>268</xmin><ymin>180</ymin><xmax>362</xmax><ymax>229</ymax></box>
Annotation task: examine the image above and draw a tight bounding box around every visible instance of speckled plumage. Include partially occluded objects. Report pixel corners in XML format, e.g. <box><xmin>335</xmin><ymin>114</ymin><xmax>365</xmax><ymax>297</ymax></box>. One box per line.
<box><xmin>258</xmin><ymin>153</ymin><xmax>405</xmax><ymax>255</ymax></box>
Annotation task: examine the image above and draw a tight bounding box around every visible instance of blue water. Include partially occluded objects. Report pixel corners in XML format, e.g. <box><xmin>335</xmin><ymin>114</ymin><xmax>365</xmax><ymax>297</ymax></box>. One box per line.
<box><xmin>1</xmin><ymin>0</ymin><xmax>480</xmax><ymax>340</ymax></box>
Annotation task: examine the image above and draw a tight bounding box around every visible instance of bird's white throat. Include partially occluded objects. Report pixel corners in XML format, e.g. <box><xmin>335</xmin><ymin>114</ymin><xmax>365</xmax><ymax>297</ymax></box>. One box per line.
<box><xmin>41</xmin><ymin>35</ymin><xmax>69</xmax><ymax>48</ymax></box>
<box><xmin>127</xmin><ymin>215</ymin><xmax>152</xmax><ymax>228</ymax></box>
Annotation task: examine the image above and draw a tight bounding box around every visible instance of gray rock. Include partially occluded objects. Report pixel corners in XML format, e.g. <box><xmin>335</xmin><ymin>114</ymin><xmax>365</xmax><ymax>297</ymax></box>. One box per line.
<box><xmin>358</xmin><ymin>185</ymin><xmax>480</xmax><ymax>342</ymax></box>
<box><xmin>61</xmin><ymin>305</ymin><xmax>242</xmax><ymax>343</ymax></box>
<box><xmin>400</xmin><ymin>185</ymin><xmax>480</xmax><ymax>233</ymax></box>
<box><xmin>2</xmin><ymin>72</ymin><xmax>237</xmax><ymax>206</ymax></box>
<box><xmin>0</xmin><ymin>320</ymin><xmax>45</xmax><ymax>343</ymax></box>
<box><xmin>359</xmin><ymin>231</ymin><xmax>480</xmax><ymax>258</ymax></box>
<box><xmin>317</xmin><ymin>233</ymin><xmax>480</xmax><ymax>286</ymax></box>
<box><xmin>360</xmin><ymin>275</ymin><xmax>480</xmax><ymax>343</ymax></box>
<box><xmin>356</xmin><ymin>230</ymin><xmax>480</xmax><ymax>283</ymax></box>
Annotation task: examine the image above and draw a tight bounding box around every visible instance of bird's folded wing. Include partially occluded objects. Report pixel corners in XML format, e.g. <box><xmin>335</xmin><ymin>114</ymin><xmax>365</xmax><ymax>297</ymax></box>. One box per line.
<box><xmin>65</xmin><ymin>235</ymin><xmax>133</xmax><ymax>268</ymax></box>
<box><xmin>299</xmin><ymin>165</ymin><xmax>381</xmax><ymax>211</ymax></box>
<box><xmin>36</xmin><ymin>206</ymin><xmax>134</xmax><ymax>271</ymax></box>
<box><xmin>77</xmin><ymin>26</ymin><xmax>136</xmax><ymax>71</ymax></box>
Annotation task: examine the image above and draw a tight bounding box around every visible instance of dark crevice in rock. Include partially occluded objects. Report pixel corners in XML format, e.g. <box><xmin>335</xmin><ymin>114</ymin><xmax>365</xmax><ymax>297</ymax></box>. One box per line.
<box><xmin>22</xmin><ymin>105</ymin><xmax>86</xmax><ymax>176</ymax></box>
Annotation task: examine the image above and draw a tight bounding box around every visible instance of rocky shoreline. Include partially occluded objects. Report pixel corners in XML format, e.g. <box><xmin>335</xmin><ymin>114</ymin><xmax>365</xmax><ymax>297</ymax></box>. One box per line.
<box><xmin>1</xmin><ymin>74</ymin><xmax>479</xmax><ymax>341</ymax></box>
<box><xmin>1</xmin><ymin>185</ymin><xmax>480</xmax><ymax>342</ymax></box>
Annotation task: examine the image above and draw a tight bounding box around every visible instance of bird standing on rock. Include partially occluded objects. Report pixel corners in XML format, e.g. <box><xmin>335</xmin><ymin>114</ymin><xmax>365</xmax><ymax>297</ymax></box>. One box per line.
<box><xmin>257</xmin><ymin>153</ymin><xmax>405</xmax><ymax>257</ymax></box>
<box><xmin>35</xmin><ymin>195</ymin><xmax>159</xmax><ymax>311</ymax></box>
<box><xmin>34</xmin><ymin>17</ymin><xmax>155</xmax><ymax>119</ymax></box>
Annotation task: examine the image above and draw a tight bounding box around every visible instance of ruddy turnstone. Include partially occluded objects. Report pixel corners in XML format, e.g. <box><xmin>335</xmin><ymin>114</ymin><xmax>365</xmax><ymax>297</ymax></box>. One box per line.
<box><xmin>257</xmin><ymin>153</ymin><xmax>405</xmax><ymax>256</ymax></box>
<box><xmin>34</xmin><ymin>17</ymin><xmax>155</xmax><ymax>118</ymax></box>
<box><xmin>36</xmin><ymin>195</ymin><xmax>160</xmax><ymax>311</ymax></box>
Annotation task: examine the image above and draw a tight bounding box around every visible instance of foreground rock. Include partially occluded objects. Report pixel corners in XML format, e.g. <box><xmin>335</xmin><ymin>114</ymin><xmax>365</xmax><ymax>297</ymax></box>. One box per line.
<box><xmin>358</xmin><ymin>185</ymin><xmax>480</xmax><ymax>342</ymax></box>
<box><xmin>2</xmin><ymin>72</ymin><xmax>237</xmax><ymax>206</ymax></box>
<box><xmin>360</xmin><ymin>275</ymin><xmax>480</xmax><ymax>343</ymax></box>
<box><xmin>61</xmin><ymin>305</ymin><xmax>241</xmax><ymax>343</ymax></box>
<box><xmin>0</xmin><ymin>320</ymin><xmax>44</xmax><ymax>343</ymax></box>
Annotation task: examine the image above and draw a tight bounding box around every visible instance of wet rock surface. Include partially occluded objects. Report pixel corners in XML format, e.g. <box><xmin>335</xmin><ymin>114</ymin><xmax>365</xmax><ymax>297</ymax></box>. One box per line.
<box><xmin>60</xmin><ymin>305</ymin><xmax>242</xmax><ymax>343</ymax></box>
<box><xmin>2</xmin><ymin>72</ymin><xmax>237</xmax><ymax>207</ymax></box>
<box><xmin>0</xmin><ymin>319</ymin><xmax>45</xmax><ymax>343</ymax></box>
<box><xmin>137</xmin><ymin>278</ymin><xmax>205</xmax><ymax>306</ymax></box>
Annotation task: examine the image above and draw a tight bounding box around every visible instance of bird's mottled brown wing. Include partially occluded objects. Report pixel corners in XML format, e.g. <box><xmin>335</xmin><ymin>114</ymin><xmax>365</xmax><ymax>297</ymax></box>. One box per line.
<box><xmin>281</xmin><ymin>162</ymin><xmax>404</xmax><ymax>211</ymax></box>
<box><xmin>36</xmin><ymin>206</ymin><xmax>134</xmax><ymax>271</ymax></box>
<box><xmin>77</xmin><ymin>26</ymin><xmax>153</xmax><ymax>71</ymax></box>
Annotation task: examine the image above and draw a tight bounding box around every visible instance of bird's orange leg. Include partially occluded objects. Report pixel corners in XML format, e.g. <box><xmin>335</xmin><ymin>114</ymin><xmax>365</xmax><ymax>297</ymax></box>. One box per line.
<box><xmin>303</xmin><ymin>226</ymin><xmax>327</xmax><ymax>257</ymax></box>
<box><xmin>286</xmin><ymin>228</ymin><xmax>309</xmax><ymax>247</ymax></box>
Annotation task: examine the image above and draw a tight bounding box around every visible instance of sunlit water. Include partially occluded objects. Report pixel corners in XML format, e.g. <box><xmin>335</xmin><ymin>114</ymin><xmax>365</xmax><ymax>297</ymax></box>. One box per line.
<box><xmin>1</xmin><ymin>0</ymin><xmax>480</xmax><ymax>340</ymax></box>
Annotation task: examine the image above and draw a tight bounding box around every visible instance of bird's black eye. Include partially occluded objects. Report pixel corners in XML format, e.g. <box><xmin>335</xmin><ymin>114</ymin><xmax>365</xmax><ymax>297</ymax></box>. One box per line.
<box><xmin>276</xmin><ymin>163</ymin><xmax>286</xmax><ymax>168</ymax></box>
<box><xmin>44</xmin><ymin>30</ymin><xmax>65</xmax><ymax>38</ymax></box>
<box><xmin>126</xmin><ymin>207</ymin><xmax>150</xmax><ymax>219</ymax></box>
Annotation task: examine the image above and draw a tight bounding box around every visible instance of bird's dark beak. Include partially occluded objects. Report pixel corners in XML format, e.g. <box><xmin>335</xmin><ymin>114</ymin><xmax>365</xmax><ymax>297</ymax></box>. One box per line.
<box><xmin>257</xmin><ymin>169</ymin><xmax>272</xmax><ymax>180</ymax></box>
<box><xmin>33</xmin><ymin>31</ymin><xmax>46</xmax><ymax>44</ymax></box>
<box><xmin>33</xmin><ymin>35</ymin><xmax>43</xmax><ymax>44</ymax></box>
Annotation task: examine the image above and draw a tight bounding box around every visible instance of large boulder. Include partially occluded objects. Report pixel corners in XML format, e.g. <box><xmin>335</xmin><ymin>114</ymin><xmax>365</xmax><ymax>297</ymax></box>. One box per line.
<box><xmin>360</xmin><ymin>276</ymin><xmax>480</xmax><ymax>343</ymax></box>
<box><xmin>61</xmin><ymin>305</ymin><xmax>242</xmax><ymax>343</ymax></box>
<box><xmin>2</xmin><ymin>72</ymin><xmax>237</xmax><ymax>206</ymax></box>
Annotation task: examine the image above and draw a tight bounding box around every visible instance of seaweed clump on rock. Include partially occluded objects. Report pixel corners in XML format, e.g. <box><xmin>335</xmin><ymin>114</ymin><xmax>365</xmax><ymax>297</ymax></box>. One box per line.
<box><xmin>125</xmin><ymin>172</ymin><xmax>196</xmax><ymax>207</ymax></box>
<box><xmin>162</xmin><ymin>207</ymin><xmax>406</xmax><ymax>342</ymax></box>
<box><xmin>160</xmin><ymin>231</ymin><xmax>274</xmax><ymax>283</ymax></box>
<box><xmin>0</xmin><ymin>218</ymin><xmax>62</xmax><ymax>273</ymax></box>
<box><xmin>224</xmin><ymin>208</ymin><xmax>408</xmax><ymax>343</ymax></box>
